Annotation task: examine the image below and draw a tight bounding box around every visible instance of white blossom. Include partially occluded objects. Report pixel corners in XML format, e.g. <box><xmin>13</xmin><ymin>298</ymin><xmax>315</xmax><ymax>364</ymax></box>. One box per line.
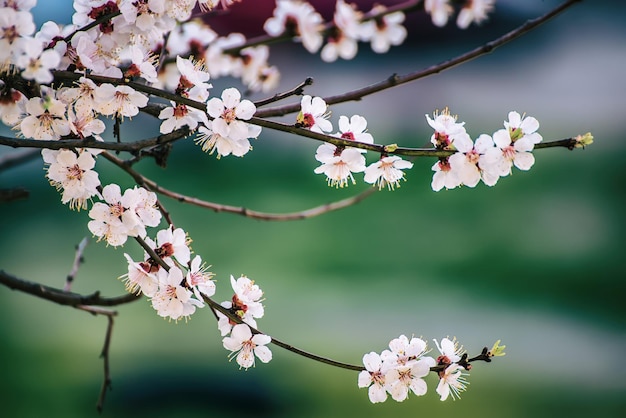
<box><xmin>222</xmin><ymin>323</ymin><xmax>272</xmax><ymax>369</ymax></box>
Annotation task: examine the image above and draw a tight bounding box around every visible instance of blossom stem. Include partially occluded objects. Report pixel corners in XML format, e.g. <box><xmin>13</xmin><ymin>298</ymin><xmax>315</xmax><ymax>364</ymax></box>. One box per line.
<box><xmin>203</xmin><ymin>296</ymin><xmax>364</xmax><ymax>371</ymax></box>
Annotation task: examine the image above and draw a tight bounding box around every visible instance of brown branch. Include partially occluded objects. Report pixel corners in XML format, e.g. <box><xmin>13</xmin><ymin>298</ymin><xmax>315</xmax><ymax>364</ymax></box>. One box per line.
<box><xmin>253</xmin><ymin>77</ymin><xmax>314</xmax><ymax>108</ymax></box>
<box><xmin>255</xmin><ymin>0</ymin><xmax>583</xmax><ymax>118</ymax></box>
<box><xmin>0</xmin><ymin>128</ymin><xmax>189</xmax><ymax>152</ymax></box>
<box><xmin>96</xmin><ymin>314</ymin><xmax>115</xmax><ymax>413</ymax></box>
<box><xmin>64</xmin><ymin>237</ymin><xmax>89</xmax><ymax>292</ymax></box>
<box><xmin>0</xmin><ymin>188</ymin><xmax>29</xmax><ymax>202</ymax></box>
<box><xmin>0</xmin><ymin>270</ymin><xmax>141</xmax><ymax>307</ymax></box>
<box><xmin>101</xmin><ymin>151</ymin><xmax>378</xmax><ymax>221</ymax></box>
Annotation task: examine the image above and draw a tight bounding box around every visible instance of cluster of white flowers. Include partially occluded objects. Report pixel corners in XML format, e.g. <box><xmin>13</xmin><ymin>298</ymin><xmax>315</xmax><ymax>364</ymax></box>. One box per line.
<box><xmin>121</xmin><ymin>225</ymin><xmax>217</xmax><ymax>321</ymax></box>
<box><xmin>301</xmin><ymin>95</ymin><xmax>414</xmax><ymax>190</ymax></box>
<box><xmin>425</xmin><ymin>0</ymin><xmax>496</xmax><ymax>29</ymax></box>
<box><xmin>217</xmin><ymin>275</ymin><xmax>272</xmax><ymax>369</ymax></box>
<box><xmin>358</xmin><ymin>336</ymin><xmax>470</xmax><ymax>403</ymax></box>
<box><xmin>428</xmin><ymin>109</ymin><xmax>543</xmax><ymax>191</ymax></box>
<box><xmin>121</xmin><ymin>228</ymin><xmax>272</xmax><ymax>368</ymax></box>
<box><xmin>268</xmin><ymin>0</ymin><xmax>406</xmax><ymax>63</ymax></box>
<box><xmin>265</xmin><ymin>0</ymin><xmax>490</xmax><ymax>63</ymax></box>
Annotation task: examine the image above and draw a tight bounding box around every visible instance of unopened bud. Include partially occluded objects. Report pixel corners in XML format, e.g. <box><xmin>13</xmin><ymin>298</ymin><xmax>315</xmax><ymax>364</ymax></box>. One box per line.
<box><xmin>574</xmin><ymin>132</ymin><xmax>594</xmax><ymax>148</ymax></box>
<box><xmin>487</xmin><ymin>339</ymin><xmax>506</xmax><ymax>357</ymax></box>
<box><xmin>384</xmin><ymin>143</ymin><xmax>398</xmax><ymax>153</ymax></box>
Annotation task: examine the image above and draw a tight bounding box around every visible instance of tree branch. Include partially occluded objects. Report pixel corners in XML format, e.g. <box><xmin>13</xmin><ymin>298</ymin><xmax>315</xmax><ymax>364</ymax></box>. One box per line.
<box><xmin>0</xmin><ymin>270</ymin><xmax>140</xmax><ymax>307</ymax></box>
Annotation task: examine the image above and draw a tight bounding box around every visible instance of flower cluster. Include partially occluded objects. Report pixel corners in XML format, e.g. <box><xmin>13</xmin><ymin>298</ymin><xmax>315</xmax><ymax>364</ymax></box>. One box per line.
<box><xmin>425</xmin><ymin>0</ymin><xmax>496</xmax><ymax>29</ymax></box>
<box><xmin>217</xmin><ymin>275</ymin><xmax>272</xmax><ymax>369</ymax></box>
<box><xmin>302</xmin><ymin>95</ymin><xmax>413</xmax><ymax>190</ymax></box>
<box><xmin>428</xmin><ymin>109</ymin><xmax>543</xmax><ymax>191</ymax></box>
<box><xmin>121</xmin><ymin>225</ymin><xmax>215</xmax><ymax>321</ymax></box>
<box><xmin>265</xmin><ymin>0</ymin><xmax>491</xmax><ymax>62</ymax></box>
<box><xmin>358</xmin><ymin>336</ymin><xmax>475</xmax><ymax>403</ymax></box>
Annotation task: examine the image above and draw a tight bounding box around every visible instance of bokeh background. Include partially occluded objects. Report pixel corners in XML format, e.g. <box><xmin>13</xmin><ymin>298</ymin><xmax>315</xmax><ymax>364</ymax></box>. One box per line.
<box><xmin>1</xmin><ymin>1</ymin><xmax>625</xmax><ymax>417</ymax></box>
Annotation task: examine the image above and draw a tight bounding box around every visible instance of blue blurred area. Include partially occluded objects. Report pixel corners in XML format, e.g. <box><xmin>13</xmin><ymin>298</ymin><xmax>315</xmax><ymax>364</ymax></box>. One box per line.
<box><xmin>1</xmin><ymin>1</ymin><xmax>626</xmax><ymax>417</ymax></box>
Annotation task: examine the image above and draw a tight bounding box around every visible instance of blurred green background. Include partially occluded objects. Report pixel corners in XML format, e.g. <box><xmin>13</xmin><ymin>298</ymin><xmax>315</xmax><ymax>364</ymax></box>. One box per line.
<box><xmin>1</xmin><ymin>1</ymin><xmax>625</xmax><ymax>417</ymax></box>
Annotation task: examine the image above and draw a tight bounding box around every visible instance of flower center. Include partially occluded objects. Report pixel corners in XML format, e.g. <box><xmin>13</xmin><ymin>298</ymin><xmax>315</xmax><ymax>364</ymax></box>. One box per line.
<box><xmin>110</xmin><ymin>202</ymin><xmax>125</xmax><ymax>218</ymax></box>
<box><xmin>67</xmin><ymin>164</ymin><xmax>84</xmax><ymax>181</ymax></box>
<box><xmin>222</xmin><ymin>107</ymin><xmax>236</xmax><ymax>123</ymax></box>
<box><xmin>502</xmin><ymin>145</ymin><xmax>516</xmax><ymax>161</ymax></box>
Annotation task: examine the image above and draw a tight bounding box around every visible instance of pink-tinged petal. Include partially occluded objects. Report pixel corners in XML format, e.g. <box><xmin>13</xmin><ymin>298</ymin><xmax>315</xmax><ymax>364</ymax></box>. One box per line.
<box><xmin>228</xmin><ymin>120</ymin><xmax>250</xmax><ymax>141</ymax></box>
<box><xmin>520</xmin><ymin>116</ymin><xmax>539</xmax><ymax>134</ymax></box>
<box><xmin>338</xmin><ymin>115</ymin><xmax>350</xmax><ymax>133</ymax></box>
<box><xmin>453</xmin><ymin>133</ymin><xmax>473</xmax><ymax>153</ymax></box>
<box><xmin>235</xmin><ymin>100</ymin><xmax>255</xmax><ymax>120</ymax></box>
<box><xmin>254</xmin><ymin>345</ymin><xmax>272</xmax><ymax>363</ymax></box>
<box><xmin>363</xmin><ymin>352</ymin><xmax>382</xmax><ymax>372</ymax></box>
<box><xmin>474</xmin><ymin>134</ymin><xmax>494</xmax><ymax>154</ymax></box>
<box><xmin>310</xmin><ymin>96</ymin><xmax>327</xmax><ymax>115</ymax></box>
<box><xmin>526</xmin><ymin>132</ymin><xmax>543</xmax><ymax>144</ymax></box>
<box><xmin>369</xmin><ymin>384</ymin><xmax>387</xmax><ymax>403</ymax></box>
<box><xmin>231</xmin><ymin>323</ymin><xmax>253</xmax><ymax>341</ymax></box>
<box><xmin>206</xmin><ymin>97</ymin><xmax>224</xmax><ymax>118</ymax></box>
<box><xmin>507</xmin><ymin>111</ymin><xmax>521</xmax><ymax>128</ymax></box>
<box><xmin>314</xmin><ymin>118</ymin><xmax>333</xmax><ymax>133</ymax></box>
<box><xmin>436</xmin><ymin>378</ymin><xmax>450</xmax><ymax>401</ymax></box>
<box><xmin>358</xmin><ymin>370</ymin><xmax>372</xmax><ymax>388</ymax></box>
<box><xmin>492</xmin><ymin>129</ymin><xmax>511</xmax><ymax>148</ymax></box>
<box><xmin>409</xmin><ymin>377</ymin><xmax>428</xmax><ymax>396</ymax></box>
<box><xmin>252</xmin><ymin>333</ymin><xmax>271</xmax><ymax>346</ymax></box>
<box><xmin>221</xmin><ymin>87</ymin><xmax>241</xmax><ymax>109</ymax></box>
<box><xmin>514</xmin><ymin>136</ymin><xmax>535</xmax><ymax>152</ymax></box>
<box><xmin>393</xmin><ymin>158</ymin><xmax>413</xmax><ymax>170</ymax></box>
<box><xmin>76</xmin><ymin>152</ymin><xmax>96</xmax><ymax>170</ymax></box>
<box><xmin>513</xmin><ymin>152</ymin><xmax>535</xmax><ymax>171</ymax></box>
<box><xmin>102</xmin><ymin>183</ymin><xmax>122</xmax><ymax>203</ymax></box>
<box><xmin>236</xmin><ymin>348</ymin><xmax>255</xmax><ymax>368</ymax></box>
<box><xmin>222</xmin><ymin>335</ymin><xmax>242</xmax><ymax>352</ymax></box>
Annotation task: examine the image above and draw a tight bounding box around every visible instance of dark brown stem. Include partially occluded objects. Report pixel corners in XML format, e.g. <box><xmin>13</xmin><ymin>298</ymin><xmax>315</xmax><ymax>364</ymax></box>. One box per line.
<box><xmin>253</xmin><ymin>77</ymin><xmax>314</xmax><ymax>108</ymax></box>
<box><xmin>64</xmin><ymin>237</ymin><xmax>89</xmax><ymax>292</ymax></box>
<box><xmin>0</xmin><ymin>270</ymin><xmax>140</xmax><ymax>307</ymax></box>
<box><xmin>203</xmin><ymin>296</ymin><xmax>364</xmax><ymax>371</ymax></box>
<box><xmin>96</xmin><ymin>313</ymin><xmax>115</xmax><ymax>413</ymax></box>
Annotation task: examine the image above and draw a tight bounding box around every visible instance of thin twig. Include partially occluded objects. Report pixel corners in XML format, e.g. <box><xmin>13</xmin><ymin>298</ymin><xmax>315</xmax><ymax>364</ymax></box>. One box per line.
<box><xmin>0</xmin><ymin>127</ymin><xmax>189</xmax><ymax>152</ymax></box>
<box><xmin>255</xmin><ymin>0</ymin><xmax>583</xmax><ymax>118</ymax></box>
<box><xmin>202</xmin><ymin>296</ymin><xmax>364</xmax><ymax>371</ymax></box>
<box><xmin>253</xmin><ymin>77</ymin><xmax>314</xmax><ymax>108</ymax></box>
<box><xmin>101</xmin><ymin>151</ymin><xmax>378</xmax><ymax>221</ymax></box>
<box><xmin>96</xmin><ymin>313</ymin><xmax>115</xmax><ymax>413</ymax></box>
<box><xmin>64</xmin><ymin>237</ymin><xmax>89</xmax><ymax>292</ymax></box>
